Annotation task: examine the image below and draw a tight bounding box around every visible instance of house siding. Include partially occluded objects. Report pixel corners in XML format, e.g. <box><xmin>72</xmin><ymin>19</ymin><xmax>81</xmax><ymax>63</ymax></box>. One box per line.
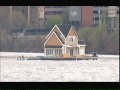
<box><xmin>67</xmin><ymin>26</ymin><xmax>78</xmax><ymax>37</ymax></box>
<box><xmin>80</xmin><ymin>46</ymin><xmax>85</xmax><ymax>55</ymax></box>
<box><xmin>45</xmin><ymin>33</ymin><xmax>62</xmax><ymax>46</ymax></box>
<box><xmin>82</xmin><ymin>6</ymin><xmax>93</xmax><ymax>27</ymax></box>
<box><xmin>65</xmin><ymin>36</ymin><xmax>78</xmax><ymax>46</ymax></box>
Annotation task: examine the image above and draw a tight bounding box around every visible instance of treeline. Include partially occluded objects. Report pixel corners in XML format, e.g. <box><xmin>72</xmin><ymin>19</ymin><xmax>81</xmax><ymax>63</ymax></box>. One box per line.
<box><xmin>0</xmin><ymin>29</ymin><xmax>45</xmax><ymax>52</ymax></box>
<box><xmin>78</xmin><ymin>11</ymin><xmax>119</xmax><ymax>55</ymax></box>
<box><xmin>0</xmin><ymin>27</ymin><xmax>119</xmax><ymax>54</ymax></box>
<box><xmin>78</xmin><ymin>25</ymin><xmax>119</xmax><ymax>55</ymax></box>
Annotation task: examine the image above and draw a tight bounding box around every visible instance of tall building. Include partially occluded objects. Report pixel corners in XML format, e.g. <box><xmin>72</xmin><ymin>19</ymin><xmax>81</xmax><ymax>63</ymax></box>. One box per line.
<box><xmin>81</xmin><ymin>6</ymin><xmax>93</xmax><ymax>27</ymax></box>
<box><xmin>107</xmin><ymin>6</ymin><xmax>119</xmax><ymax>30</ymax></box>
<box><xmin>69</xmin><ymin>6</ymin><xmax>82</xmax><ymax>28</ymax></box>
<box><xmin>1</xmin><ymin>6</ymin><xmax>119</xmax><ymax>30</ymax></box>
<box><xmin>93</xmin><ymin>6</ymin><xmax>108</xmax><ymax>27</ymax></box>
<box><xmin>93</xmin><ymin>6</ymin><xmax>119</xmax><ymax>30</ymax></box>
<box><xmin>44</xmin><ymin>6</ymin><xmax>68</xmax><ymax>18</ymax></box>
<box><xmin>38</xmin><ymin>6</ymin><xmax>68</xmax><ymax>29</ymax></box>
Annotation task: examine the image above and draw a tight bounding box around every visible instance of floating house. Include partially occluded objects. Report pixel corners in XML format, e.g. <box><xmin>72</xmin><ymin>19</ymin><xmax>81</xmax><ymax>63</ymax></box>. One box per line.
<box><xmin>44</xmin><ymin>25</ymin><xmax>86</xmax><ymax>57</ymax></box>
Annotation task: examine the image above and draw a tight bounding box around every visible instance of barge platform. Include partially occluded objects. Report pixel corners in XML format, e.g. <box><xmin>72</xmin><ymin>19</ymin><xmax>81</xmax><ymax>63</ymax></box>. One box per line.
<box><xmin>27</xmin><ymin>55</ymin><xmax>98</xmax><ymax>60</ymax></box>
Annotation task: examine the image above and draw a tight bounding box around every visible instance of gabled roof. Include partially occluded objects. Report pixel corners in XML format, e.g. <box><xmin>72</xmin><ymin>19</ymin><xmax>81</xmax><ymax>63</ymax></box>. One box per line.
<box><xmin>45</xmin><ymin>25</ymin><xmax>86</xmax><ymax>46</ymax></box>
<box><xmin>46</xmin><ymin>24</ymin><xmax>78</xmax><ymax>38</ymax></box>
<box><xmin>45</xmin><ymin>25</ymin><xmax>65</xmax><ymax>39</ymax></box>
<box><xmin>54</xmin><ymin>31</ymin><xmax>65</xmax><ymax>44</ymax></box>
<box><xmin>78</xmin><ymin>36</ymin><xmax>86</xmax><ymax>45</ymax></box>
<box><xmin>44</xmin><ymin>32</ymin><xmax>63</xmax><ymax>46</ymax></box>
<box><xmin>67</xmin><ymin>26</ymin><xmax>79</xmax><ymax>39</ymax></box>
<box><xmin>78</xmin><ymin>40</ymin><xmax>85</xmax><ymax>45</ymax></box>
<box><xmin>57</xmin><ymin>24</ymin><xmax>71</xmax><ymax>37</ymax></box>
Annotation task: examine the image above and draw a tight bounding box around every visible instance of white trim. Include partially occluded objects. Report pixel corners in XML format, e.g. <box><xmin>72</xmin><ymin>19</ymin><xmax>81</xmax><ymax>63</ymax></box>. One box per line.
<box><xmin>44</xmin><ymin>32</ymin><xmax>63</xmax><ymax>46</ymax></box>
<box><xmin>63</xmin><ymin>44</ymin><xmax>66</xmax><ymax>46</ymax></box>
<box><xmin>80</xmin><ymin>45</ymin><xmax>86</xmax><ymax>46</ymax></box>
<box><xmin>67</xmin><ymin>26</ymin><xmax>79</xmax><ymax>39</ymax></box>
<box><xmin>44</xmin><ymin>48</ymin><xmax>46</xmax><ymax>56</ymax></box>
<box><xmin>45</xmin><ymin>25</ymin><xmax>65</xmax><ymax>39</ymax></box>
<box><xmin>77</xmin><ymin>45</ymin><xmax>86</xmax><ymax>47</ymax></box>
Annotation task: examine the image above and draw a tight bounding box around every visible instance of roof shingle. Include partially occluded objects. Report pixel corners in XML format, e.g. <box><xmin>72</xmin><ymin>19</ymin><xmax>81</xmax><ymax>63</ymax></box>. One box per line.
<box><xmin>57</xmin><ymin>24</ymin><xmax>71</xmax><ymax>37</ymax></box>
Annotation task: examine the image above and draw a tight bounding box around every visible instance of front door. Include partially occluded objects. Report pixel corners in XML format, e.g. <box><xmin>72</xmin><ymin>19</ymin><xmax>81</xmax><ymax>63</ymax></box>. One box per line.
<box><xmin>70</xmin><ymin>49</ymin><xmax>73</xmax><ymax>56</ymax></box>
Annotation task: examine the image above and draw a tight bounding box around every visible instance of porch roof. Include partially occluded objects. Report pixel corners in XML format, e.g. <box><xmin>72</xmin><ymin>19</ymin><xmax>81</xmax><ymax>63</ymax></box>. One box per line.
<box><xmin>78</xmin><ymin>40</ymin><xmax>85</xmax><ymax>45</ymax></box>
<box><xmin>57</xmin><ymin>24</ymin><xmax>71</xmax><ymax>37</ymax></box>
<box><xmin>45</xmin><ymin>46</ymin><xmax>62</xmax><ymax>48</ymax></box>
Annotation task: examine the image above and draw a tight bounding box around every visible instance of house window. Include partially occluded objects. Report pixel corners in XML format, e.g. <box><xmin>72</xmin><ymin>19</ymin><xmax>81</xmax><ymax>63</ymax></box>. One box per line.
<box><xmin>77</xmin><ymin>48</ymin><xmax>79</xmax><ymax>55</ymax></box>
<box><xmin>46</xmin><ymin>49</ymin><xmax>49</xmax><ymax>55</ymax></box>
<box><xmin>50</xmin><ymin>49</ymin><xmax>53</xmax><ymax>55</ymax></box>
<box><xmin>94</xmin><ymin>17</ymin><xmax>99</xmax><ymax>20</ymax></box>
<box><xmin>117</xmin><ymin>10</ymin><xmax>119</xmax><ymax>14</ymax></box>
<box><xmin>46</xmin><ymin>49</ymin><xmax>48</xmax><ymax>55</ymax></box>
<box><xmin>59</xmin><ymin>49</ymin><xmax>62</xmax><ymax>55</ymax></box>
<box><xmin>93</xmin><ymin>10</ymin><xmax>98</xmax><ymax>14</ymax></box>
<box><xmin>48</xmin><ymin>49</ymin><xmax>50</xmax><ymax>55</ymax></box>
<box><xmin>70</xmin><ymin>37</ymin><xmax>74</xmax><ymax>42</ymax></box>
<box><xmin>46</xmin><ymin>49</ymin><xmax>53</xmax><ymax>55</ymax></box>
<box><xmin>55</xmin><ymin>49</ymin><xmax>58</xmax><ymax>55</ymax></box>
<box><xmin>46</xmin><ymin>49</ymin><xmax>62</xmax><ymax>56</ymax></box>
<box><xmin>55</xmin><ymin>49</ymin><xmax>62</xmax><ymax>56</ymax></box>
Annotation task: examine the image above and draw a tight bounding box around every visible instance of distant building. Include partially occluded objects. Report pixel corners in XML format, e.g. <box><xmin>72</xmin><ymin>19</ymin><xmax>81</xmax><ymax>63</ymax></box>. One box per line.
<box><xmin>44</xmin><ymin>6</ymin><xmax>68</xmax><ymax>18</ymax></box>
<box><xmin>107</xmin><ymin>6</ymin><xmax>119</xmax><ymax>31</ymax></box>
<box><xmin>82</xmin><ymin>6</ymin><xmax>93</xmax><ymax>27</ymax></box>
<box><xmin>3</xmin><ymin>6</ymin><xmax>119</xmax><ymax>30</ymax></box>
<box><xmin>8</xmin><ymin>6</ymin><xmax>38</xmax><ymax>28</ymax></box>
<box><xmin>69</xmin><ymin>6</ymin><xmax>82</xmax><ymax>28</ymax></box>
<box><xmin>92</xmin><ymin>6</ymin><xmax>108</xmax><ymax>27</ymax></box>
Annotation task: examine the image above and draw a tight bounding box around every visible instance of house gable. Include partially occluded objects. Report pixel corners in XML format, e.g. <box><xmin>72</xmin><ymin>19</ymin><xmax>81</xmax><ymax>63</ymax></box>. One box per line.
<box><xmin>67</xmin><ymin>26</ymin><xmax>78</xmax><ymax>39</ymax></box>
<box><xmin>44</xmin><ymin>32</ymin><xmax>63</xmax><ymax>47</ymax></box>
<box><xmin>45</xmin><ymin>25</ymin><xmax>65</xmax><ymax>40</ymax></box>
<box><xmin>65</xmin><ymin>26</ymin><xmax>79</xmax><ymax>46</ymax></box>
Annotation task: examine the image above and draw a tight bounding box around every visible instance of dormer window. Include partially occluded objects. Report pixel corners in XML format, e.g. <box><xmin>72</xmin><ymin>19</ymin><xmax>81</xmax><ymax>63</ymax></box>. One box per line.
<box><xmin>70</xmin><ymin>37</ymin><xmax>74</xmax><ymax>42</ymax></box>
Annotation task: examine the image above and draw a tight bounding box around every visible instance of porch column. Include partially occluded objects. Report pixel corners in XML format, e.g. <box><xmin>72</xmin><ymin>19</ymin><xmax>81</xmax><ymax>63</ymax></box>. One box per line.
<box><xmin>65</xmin><ymin>46</ymin><xmax>66</xmax><ymax>54</ymax></box>
<box><xmin>44</xmin><ymin>48</ymin><xmax>46</xmax><ymax>56</ymax></box>
<box><xmin>62</xmin><ymin>46</ymin><xmax>64</xmax><ymax>54</ymax></box>
<box><xmin>78</xmin><ymin>47</ymin><xmax>79</xmax><ymax>55</ymax></box>
<box><xmin>79</xmin><ymin>46</ymin><xmax>81</xmax><ymax>56</ymax></box>
<box><xmin>53</xmin><ymin>49</ymin><xmax>55</xmax><ymax>55</ymax></box>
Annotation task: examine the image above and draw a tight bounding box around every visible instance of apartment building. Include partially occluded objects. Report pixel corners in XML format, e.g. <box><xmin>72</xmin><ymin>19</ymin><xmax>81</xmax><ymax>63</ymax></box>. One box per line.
<box><xmin>4</xmin><ymin>6</ymin><xmax>119</xmax><ymax>29</ymax></box>
<box><xmin>81</xmin><ymin>6</ymin><xmax>93</xmax><ymax>27</ymax></box>
<box><xmin>38</xmin><ymin>6</ymin><xmax>69</xmax><ymax>29</ymax></box>
<box><xmin>93</xmin><ymin>6</ymin><xmax>107</xmax><ymax>27</ymax></box>
<box><xmin>44</xmin><ymin>6</ymin><xmax>68</xmax><ymax>18</ymax></box>
<box><xmin>107</xmin><ymin>6</ymin><xmax>119</xmax><ymax>30</ymax></box>
<box><xmin>93</xmin><ymin>6</ymin><xmax>119</xmax><ymax>29</ymax></box>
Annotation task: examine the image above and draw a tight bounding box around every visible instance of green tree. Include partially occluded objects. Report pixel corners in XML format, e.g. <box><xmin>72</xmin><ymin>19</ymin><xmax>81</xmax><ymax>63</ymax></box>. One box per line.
<box><xmin>0</xmin><ymin>29</ymin><xmax>9</xmax><ymax>51</ymax></box>
<box><xmin>106</xmin><ymin>29</ymin><xmax>119</xmax><ymax>54</ymax></box>
<box><xmin>78</xmin><ymin>27</ymin><xmax>95</xmax><ymax>53</ymax></box>
<box><xmin>114</xmin><ymin>16</ymin><xmax>119</xmax><ymax>31</ymax></box>
<box><xmin>92</xmin><ymin>10</ymin><xmax>108</xmax><ymax>53</ymax></box>
<box><xmin>0</xmin><ymin>6</ymin><xmax>10</xmax><ymax>29</ymax></box>
<box><xmin>61</xmin><ymin>8</ymin><xmax>69</xmax><ymax>24</ymax></box>
<box><xmin>46</xmin><ymin>15</ymin><xmax>63</xmax><ymax>29</ymax></box>
<box><xmin>12</xmin><ymin>10</ymin><xmax>27</xmax><ymax>28</ymax></box>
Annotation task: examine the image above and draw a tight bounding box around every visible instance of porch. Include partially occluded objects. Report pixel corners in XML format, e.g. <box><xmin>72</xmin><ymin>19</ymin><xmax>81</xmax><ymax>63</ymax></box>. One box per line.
<box><xmin>63</xmin><ymin>45</ymin><xmax>85</xmax><ymax>57</ymax></box>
